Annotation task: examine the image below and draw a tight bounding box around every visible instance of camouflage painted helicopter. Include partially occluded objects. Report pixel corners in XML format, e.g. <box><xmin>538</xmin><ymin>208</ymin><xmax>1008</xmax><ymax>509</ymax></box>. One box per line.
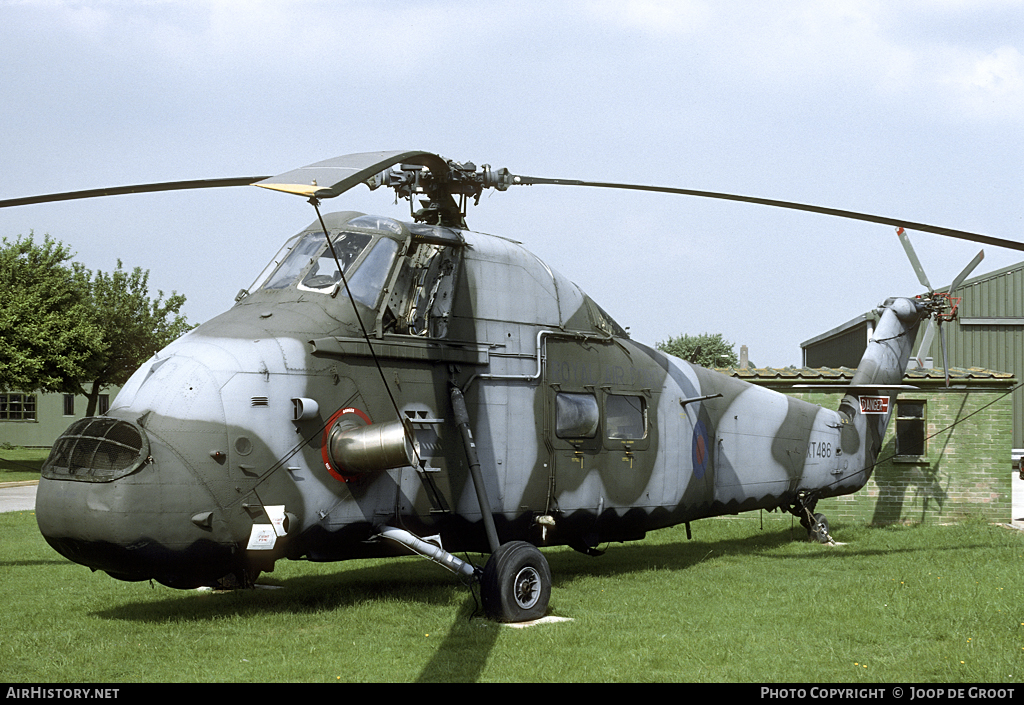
<box><xmin>5</xmin><ymin>150</ymin><xmax>1022</xmax><ymax>622</ymax></box>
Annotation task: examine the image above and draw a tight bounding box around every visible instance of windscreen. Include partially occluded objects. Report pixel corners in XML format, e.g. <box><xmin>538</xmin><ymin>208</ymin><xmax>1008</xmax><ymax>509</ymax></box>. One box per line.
<box><xmin>261</xmin><ymin>231</ymin><xmax>372</xmax><ymax>292</ymax></box>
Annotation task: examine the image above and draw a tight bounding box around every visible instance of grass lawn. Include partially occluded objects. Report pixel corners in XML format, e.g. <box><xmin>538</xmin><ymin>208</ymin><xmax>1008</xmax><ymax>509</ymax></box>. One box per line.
<box><xmin>0</xmin><ymin>508</ymin><xmax>1021</xmax><ymax>683</ymax></box>
<box><xmin>0</xmin><ymin>447</ymin><xmax>47</xmax><ymax>484</ymax></box>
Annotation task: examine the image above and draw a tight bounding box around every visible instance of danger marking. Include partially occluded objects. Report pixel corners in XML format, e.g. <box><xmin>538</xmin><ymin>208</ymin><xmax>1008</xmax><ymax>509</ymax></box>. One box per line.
<box><xmin>859</xmin><ymin>396</ymin><xmax>890</xmax><ymax>414</ymax></box>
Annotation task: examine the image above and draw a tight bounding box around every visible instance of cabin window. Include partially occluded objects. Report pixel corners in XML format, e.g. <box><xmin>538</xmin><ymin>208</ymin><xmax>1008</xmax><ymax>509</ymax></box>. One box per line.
<box><xmin>0</xmin><ymin>394</ymin><xmax>36</xmax><ymax>421</ymax></box>
<box><xmin>605</xmin><ymin>394</ymin><xmax>646</xmax><ymax>440</ymax></box>
<box><xmin>555</xmin><ymin>393</ymin><xmax>599</xmax><ymax>439</ymax></box>
<box><xmin>895</xmin><ymin>400</ymin><xmax>926</xmax><ymax>458</ymax></box>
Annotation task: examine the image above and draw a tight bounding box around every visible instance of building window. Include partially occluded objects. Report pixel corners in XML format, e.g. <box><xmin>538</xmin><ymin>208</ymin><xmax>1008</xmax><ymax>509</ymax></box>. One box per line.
<box><xmin>895</xmin><ymin>400</ymin><xmax>926</xmax><ymax>458</ymax></box>
<box><xmin>98</xmin><ymin>395</ymin><xmax>110</xmax><ymax>415</ymax></box>
<box><xmin>0</xmin><ymin>393</ymin><xmax>37</xmax><ymax>421</ymax></box>
<box><xmin>63</xmin><ymin>394</ymin><xmax>75</xmax><ymax>416</ymax></box>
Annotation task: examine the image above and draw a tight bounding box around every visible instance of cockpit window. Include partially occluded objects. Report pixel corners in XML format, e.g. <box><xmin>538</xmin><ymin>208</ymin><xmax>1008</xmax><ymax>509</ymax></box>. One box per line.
<box><xmin>262</xmin><ymin>232</ymin><xmax>326</xmax><ymax>290</ymax></box>
<box><xmin>343</xmin><ymin>238</ymin><xmax>399</xmax><ymax>307</ymax></box>
<box><xmin>261</xmin><ymin>231</ymin><xmax>372</xmax><ymax>292</ymax></box>
<box><xmin>297</xmin><ymin>232</ymin><xmax>372</xmax><ymax>293</ymax></box>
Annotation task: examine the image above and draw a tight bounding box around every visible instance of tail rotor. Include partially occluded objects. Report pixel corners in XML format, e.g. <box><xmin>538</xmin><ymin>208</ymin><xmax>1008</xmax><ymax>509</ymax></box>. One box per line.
<box><xmin>897</xmin><ymin>228</ymin><xmax>984</xmax><ymax>386</ymax></box>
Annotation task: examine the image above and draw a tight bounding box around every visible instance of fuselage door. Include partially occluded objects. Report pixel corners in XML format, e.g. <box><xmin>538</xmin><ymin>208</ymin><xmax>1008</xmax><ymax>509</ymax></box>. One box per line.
<box><xmin>545</xmin><ymin>339</ymin><xmax>656</xmax><ymax>513</ymax></box>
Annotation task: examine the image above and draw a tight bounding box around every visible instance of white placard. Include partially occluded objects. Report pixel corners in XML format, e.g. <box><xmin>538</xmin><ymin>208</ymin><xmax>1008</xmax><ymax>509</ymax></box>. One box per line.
<box><xmin>246</xmin><ymin>525</ymin><xmax>277</xmax><ymax>550</ymax></box>
<box><xmin>265</xmin><ymin>505</ymin><xmax>287</xmax><ymax>537</ymax></box>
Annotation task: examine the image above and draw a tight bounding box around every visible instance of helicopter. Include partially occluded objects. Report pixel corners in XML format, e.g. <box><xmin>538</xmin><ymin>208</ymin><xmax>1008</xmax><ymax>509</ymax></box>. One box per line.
<box><xmin>5</xmin><ymin>150</ymin><xmax>1023</xmax><ymax>623</ymax></box>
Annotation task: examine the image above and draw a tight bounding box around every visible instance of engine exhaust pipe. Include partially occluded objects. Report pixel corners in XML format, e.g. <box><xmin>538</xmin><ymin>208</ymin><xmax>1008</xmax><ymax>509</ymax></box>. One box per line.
<box><xmin>328</xmin><ymin>419</ymin><xmax>416</xmax><ymax>476</ymax></box>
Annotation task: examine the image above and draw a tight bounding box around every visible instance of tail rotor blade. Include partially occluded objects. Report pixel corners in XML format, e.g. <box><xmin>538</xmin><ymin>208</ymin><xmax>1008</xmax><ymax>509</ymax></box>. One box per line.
<box><xmin>941</xmin><ymin>323</ymin><xmax>950</xmax><ymax>388</ymax></box>
<box><xmin>896</xmin><ymin>227</ymin><xmax>932</xmax><ymax>291</ymax></box>
<box><xmin>914</xmin><ymin>318</ymin><xmax>937</xmax><ymax>369</ymax></box>
<box><xmin>948</xmin><ymin>250</ymin><xmax>985</xmax><ymax>293</ymax></box>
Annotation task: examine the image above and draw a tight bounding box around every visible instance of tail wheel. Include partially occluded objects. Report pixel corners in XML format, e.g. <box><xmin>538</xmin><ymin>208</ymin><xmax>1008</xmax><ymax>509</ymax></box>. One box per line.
<box><xmin>481</xmin><ymin>541</ymin><xmax>551</xmax><ymax>623</ymax></box>
<box><xmin>810</xmin><ymin>513</ymin><xmax>831</xmax><ymax>544</ymax></box>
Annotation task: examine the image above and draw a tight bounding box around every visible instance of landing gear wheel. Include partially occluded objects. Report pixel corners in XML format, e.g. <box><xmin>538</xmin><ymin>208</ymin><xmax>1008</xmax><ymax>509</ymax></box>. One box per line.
<box><xmin>809</xmin><ymin>513</ymin><xmax>831</xmax><ymax>544</ymax></box>
<box><xmin>481</xmin><ymin>541</ymin><xmax>551</xmax><ymax>623</ymax></box>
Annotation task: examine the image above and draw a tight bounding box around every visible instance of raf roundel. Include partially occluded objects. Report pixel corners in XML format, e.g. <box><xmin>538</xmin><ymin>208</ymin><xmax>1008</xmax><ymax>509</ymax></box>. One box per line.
<box><xmin>692</xmin><ymin>420</ymin><xmax>710</xmax><ymax>480</ymax></box>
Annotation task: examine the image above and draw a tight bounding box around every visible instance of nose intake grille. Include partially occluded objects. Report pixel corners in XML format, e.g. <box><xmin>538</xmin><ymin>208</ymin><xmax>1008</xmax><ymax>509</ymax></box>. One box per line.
<box><xmin>42</xmin><ymin>417</ymin><xmax>150</xmax><ymax>482</ymax></box>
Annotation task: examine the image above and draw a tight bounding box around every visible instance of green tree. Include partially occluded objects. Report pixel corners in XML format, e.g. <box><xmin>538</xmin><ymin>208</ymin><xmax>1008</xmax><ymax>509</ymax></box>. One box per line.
<box><xmin>1</xmin><ymin>235</ymin><xmax>195</xmax><ymax>416</ymax></box>
<box><xmin>656</xmin><ymin>332</ymin><xmax>739</xmax><ymax>368</ymax></box>
<box><xmin>77</xmin><ymin>261</ymin><xmax>195</xmax><ymax>416</ymax></box>
<box><xmin>0</xmin><ymin>233</ymin><xmax>102</xmax><ymax>393</ymax></box>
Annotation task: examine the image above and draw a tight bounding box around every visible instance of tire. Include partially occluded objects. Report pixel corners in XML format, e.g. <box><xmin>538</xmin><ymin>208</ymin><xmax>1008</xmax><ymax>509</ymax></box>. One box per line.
<box><xmin>810</xmin><ymin>513</ymin><xmax>831</xmax><ymax>544</ymax></box>
<box><xmin>481</xmin><ymin>541</ymin><xmax>551</xmax><ymax>623</ymax></box>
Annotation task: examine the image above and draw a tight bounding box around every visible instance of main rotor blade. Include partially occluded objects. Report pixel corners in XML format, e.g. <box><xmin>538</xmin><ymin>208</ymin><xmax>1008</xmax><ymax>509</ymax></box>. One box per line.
<box><xmin>512</xmin><ymin>175</ymin><xmax>1024</xmax><ymax>252</ymax></box>
<box><xmin>255</xmin><ymin>150</ymin><xmax>449</xmax><ymax>200</ymax></box>
<box><xmin>896</xmin><ymin>227</ymin><xmax>932</xmax><ymax>291</ymax></box>
<box><xmin>948</xmin><ymin>249</ymin><xmax>985</xmax><ymax>292</ymax></box>
<box><xmin>0</xmin><ymin>177</ymin><xmax>271</xmax><ymax>209</ymax></box>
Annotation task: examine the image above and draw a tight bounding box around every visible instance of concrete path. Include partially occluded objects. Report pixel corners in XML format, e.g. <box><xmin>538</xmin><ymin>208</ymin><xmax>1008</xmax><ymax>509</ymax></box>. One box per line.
<box><xmin>0</xmin><ymin>481</ymin><xmax>38</xmax><ymax>513</ymax></box>
<box><xmin>1013</xmin><ymin>469</ymin><xmax>1024</xmax><ymax>528</ymax></box>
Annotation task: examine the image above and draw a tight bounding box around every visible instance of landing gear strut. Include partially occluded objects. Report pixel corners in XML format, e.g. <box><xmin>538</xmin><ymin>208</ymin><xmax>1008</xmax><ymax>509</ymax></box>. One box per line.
<box><xmin>790</xmin><ymin>492</ymin><xmax>835</xmax><ymax>545</ymax></box>
<box><xmin>378</xmin><ymin>527</ymin><xmax>552</xmax><ymax>623</ymax></box>
<box><xmin>450</xmin><ymin>380</ymin><xmax>552</xmax><ymax>622</ymax></box>
<box><xmin>375</xmin><ymin>380</ymin><xmax>553</xmax><ymax>623</ymax></box>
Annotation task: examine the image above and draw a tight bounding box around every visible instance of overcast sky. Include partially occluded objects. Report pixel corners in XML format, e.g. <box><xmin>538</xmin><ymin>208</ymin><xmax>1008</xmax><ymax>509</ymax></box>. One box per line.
<box><xmin>1</xmin><ymin>0</ymin><xmax>1021</xmax><ymax>366</ymax></box>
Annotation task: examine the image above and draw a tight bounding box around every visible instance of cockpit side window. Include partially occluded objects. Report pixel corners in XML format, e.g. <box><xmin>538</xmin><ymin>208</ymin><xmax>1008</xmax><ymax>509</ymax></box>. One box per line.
<box><xmin>248</xmin><ymin>220</ymin><xmax>459</xmax><ymax>337</ymax></box>
<box><xmin>344</xmin><ymin>238</ymin><xmax>399</xmax><ymax>307</ymax></box>
<box><xmin>380</xmin><ymin>240</ymin><xmax>460</xmax><ymax>338</ymax></box>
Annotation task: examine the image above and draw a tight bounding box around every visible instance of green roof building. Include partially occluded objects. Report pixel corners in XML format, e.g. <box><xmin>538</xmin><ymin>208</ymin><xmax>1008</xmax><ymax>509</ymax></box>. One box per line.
<box><xmin>801</xmin><ymin>261</ymin><xmax>1024</xmax><ymax>453</ymax></box>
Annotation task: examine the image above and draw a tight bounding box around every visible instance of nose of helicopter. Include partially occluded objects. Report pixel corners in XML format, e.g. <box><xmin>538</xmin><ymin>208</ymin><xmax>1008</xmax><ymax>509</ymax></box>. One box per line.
<box><xmin>34</xmin><ymin>330</ymin><xmax>311</xmax><ymax>587</ymax></box>
<box><xmin>33</xmin><ymin>337</ymin><xmax>267</xmax><ymax>587</ymax></box>
<box><xmin>34</xmin><ymin>415</ymin><xmax>246</xmax><ymax>587</ymax></box>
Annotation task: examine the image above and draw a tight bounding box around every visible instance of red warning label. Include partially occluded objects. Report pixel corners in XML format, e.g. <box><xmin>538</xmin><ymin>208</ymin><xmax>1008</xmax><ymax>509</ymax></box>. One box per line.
<box><xmin>859</xmin><ymin>396</ymin><xmax>890</xmax><ymax>414</ymax></box>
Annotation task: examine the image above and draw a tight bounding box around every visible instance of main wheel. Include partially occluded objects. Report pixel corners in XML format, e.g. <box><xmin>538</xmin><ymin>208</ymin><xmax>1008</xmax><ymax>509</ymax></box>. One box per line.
<box><xmin>480</xmin><ymin>541</ymin><xmax>551</xmax><ymax>623</ymax></box>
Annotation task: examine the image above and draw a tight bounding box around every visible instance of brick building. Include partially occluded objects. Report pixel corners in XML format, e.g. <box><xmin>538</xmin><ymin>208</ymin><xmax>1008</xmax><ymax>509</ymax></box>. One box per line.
<box><xmin>722</xmin><ymin>366</ymin><xmax>1015</xmax><ymax>525</ymax></box>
